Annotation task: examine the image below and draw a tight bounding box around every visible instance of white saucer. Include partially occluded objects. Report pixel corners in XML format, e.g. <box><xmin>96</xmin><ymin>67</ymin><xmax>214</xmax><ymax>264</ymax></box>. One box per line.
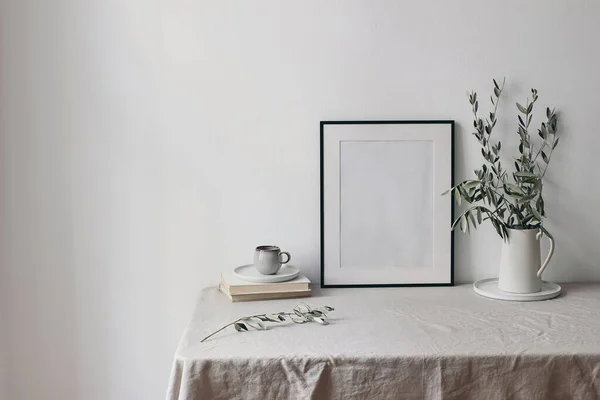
<box><xmin>473</xmin><ymin>278</ymin><xmax>562</xmax><ymax>302</ymax></box>
<box><xmin>233</xmin><ymin>264</ymin><xmax>300</xmax><ymax>283</ymax></box>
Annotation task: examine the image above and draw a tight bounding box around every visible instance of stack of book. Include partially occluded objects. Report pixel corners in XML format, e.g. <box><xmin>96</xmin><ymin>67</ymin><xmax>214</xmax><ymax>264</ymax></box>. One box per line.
<box><xmin>219</xmin><ymin>271</ymin><xmax>311</xmax><ymax>302</ymax></box>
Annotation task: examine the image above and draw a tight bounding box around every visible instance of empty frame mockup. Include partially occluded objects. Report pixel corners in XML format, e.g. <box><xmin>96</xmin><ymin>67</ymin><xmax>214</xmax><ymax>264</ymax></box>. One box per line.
<box><xmin>320</xmin><ymin>121</ymin><xmax>454</xmax><ymax>287</ymax></box>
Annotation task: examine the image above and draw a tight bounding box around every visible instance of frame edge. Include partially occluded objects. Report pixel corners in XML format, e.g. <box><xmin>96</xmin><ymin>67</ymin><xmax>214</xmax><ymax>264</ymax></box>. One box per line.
<box><xmin>320</xmin><ymin>120</ymin><xmax>455</xmax><ymax>288</ymax></box>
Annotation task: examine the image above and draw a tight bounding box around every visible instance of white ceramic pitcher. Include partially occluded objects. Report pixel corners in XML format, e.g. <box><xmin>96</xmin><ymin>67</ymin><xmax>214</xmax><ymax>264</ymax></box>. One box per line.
<box><xmin>498</xmin><ymin>228</ymin><xmax>555</xmax><ymax>294</ymax></box>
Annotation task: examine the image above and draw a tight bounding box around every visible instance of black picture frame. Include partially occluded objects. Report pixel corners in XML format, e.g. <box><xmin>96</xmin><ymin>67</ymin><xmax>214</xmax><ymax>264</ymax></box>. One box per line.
<box><xmin>320</xmin><ymin>120</ymin><xmax>454</xmax><ymax>288</ymax></box>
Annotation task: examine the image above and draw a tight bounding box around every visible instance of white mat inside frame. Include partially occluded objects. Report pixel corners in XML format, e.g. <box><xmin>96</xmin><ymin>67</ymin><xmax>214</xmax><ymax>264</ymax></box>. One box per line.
<box><xmin>473</xmin><ymin>278</ymin><xmax>562</xmax><ymax>301</ymax></box>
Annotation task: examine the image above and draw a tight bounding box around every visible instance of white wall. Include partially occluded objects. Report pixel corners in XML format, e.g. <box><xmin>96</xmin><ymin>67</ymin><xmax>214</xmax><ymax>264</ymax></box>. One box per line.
<box><xmin>0</xmin><ymin>300</ymin><xmax>6</xmax><ymax>400</ymax></box>
<box><xmin>1</xmin><ymin>0</ymin><xmax>599</xmax><ymax>399</ymax></box>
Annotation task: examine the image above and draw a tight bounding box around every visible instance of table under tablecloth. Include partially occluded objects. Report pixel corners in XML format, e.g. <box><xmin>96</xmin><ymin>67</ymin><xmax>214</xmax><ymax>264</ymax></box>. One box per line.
<box><xmin>166</xmin><ymin>284</ymin><xmax>600</xmax><ymax>399</ymax></box>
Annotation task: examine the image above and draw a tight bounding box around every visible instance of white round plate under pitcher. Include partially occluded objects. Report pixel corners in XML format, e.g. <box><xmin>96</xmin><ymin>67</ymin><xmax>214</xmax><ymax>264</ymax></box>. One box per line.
<box><xmin>473</xmin><ymin>278</ymin><xmax>562</xmax><ymax>302</ymax></box>
<box><xmin>234</xmin><ymin>264</ymin><xmax>300</xmax><ymax>283</ymax></box>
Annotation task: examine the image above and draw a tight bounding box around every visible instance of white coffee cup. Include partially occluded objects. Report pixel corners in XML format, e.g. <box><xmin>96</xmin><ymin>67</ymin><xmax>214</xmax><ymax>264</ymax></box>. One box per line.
<box><xmin>254</xmin><ymin>245</ymin><xmax>291</xmax><ymax>275</ymax></box>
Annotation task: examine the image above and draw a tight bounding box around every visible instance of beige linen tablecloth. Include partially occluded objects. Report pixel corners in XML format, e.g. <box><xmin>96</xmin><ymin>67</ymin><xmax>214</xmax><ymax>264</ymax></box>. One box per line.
<box><xmin>166</xmin><ymin>284</ymin><xmax>600</xmax><ymax>399</ymax></box>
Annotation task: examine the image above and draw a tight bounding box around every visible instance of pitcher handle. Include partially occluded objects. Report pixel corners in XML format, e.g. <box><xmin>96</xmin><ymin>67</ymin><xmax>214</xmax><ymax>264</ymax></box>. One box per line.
<box><xmin>536</xmin><ymin>231</ymin><xmax>555</xmax><ymax>278</ymax></box>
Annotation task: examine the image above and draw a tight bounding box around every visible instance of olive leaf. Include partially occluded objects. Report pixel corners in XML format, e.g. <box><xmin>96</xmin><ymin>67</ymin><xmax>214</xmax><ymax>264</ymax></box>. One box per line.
<box><xmin>460</xmin><ymin>215</ymin><xmax>468</xmax><ymax>233</ymax></box>
<box><xmin>234</xmin><ymin>323</ymin><xmax>248</xmax><ymax>332</ymax></box>
<box><xmin>467</xmin><ymin>210</ymin><xmax>477</xmax><ymax>228</ymax></box>
<box><xmin>454</xmin><ymin>187</ymin><xmax>462</xmax><ymax>206</ymax></box>
<box><xmin>242</xmin><ymin>317</ymin><xmax>266</xmax><ymax>330</ymax></box>
<box><xmin>552</xmin><ymin>138</ymin><xmax>560</xmax><ymax>150</ymax></box>
<box><xmin>514</xmin><ymin>172</ymin><xmax>537</xmax><ymax>178</ymax></box>
<box><xmin>504</xmin><ymin>183</ymin><xmax>525</xmax><ymax>196</ymax></box>
<box><xmin>255</xmin><ymin>315</ymin><xmax>279</xmax><ymax>323</ymax></box>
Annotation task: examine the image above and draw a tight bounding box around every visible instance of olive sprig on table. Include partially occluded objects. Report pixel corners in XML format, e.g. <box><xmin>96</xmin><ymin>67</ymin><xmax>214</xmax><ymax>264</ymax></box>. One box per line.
<box><xmin>200</xmin><ymin>303</ymin><xmax>335</xmax><ymax>342</ymax></box>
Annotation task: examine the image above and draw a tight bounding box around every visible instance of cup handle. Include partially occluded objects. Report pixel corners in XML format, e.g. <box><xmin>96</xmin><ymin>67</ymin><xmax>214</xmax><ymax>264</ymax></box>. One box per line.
<box><xmin>536</xmin><ymin>231</ymin><xmax>555</xmax><ymax>278</ymax></box>
<box><xmin>279</xmin><ymin>252</ymin><xmax>291</xmax><ymax>264</ymax></box>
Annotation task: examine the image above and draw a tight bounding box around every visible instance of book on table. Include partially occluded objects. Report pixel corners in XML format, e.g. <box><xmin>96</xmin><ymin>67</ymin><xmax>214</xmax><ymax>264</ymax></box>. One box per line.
<box><xmin>219</xmin><ymin>271</ymin><xmax>311</xmax><ymax>302</ymax></box>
